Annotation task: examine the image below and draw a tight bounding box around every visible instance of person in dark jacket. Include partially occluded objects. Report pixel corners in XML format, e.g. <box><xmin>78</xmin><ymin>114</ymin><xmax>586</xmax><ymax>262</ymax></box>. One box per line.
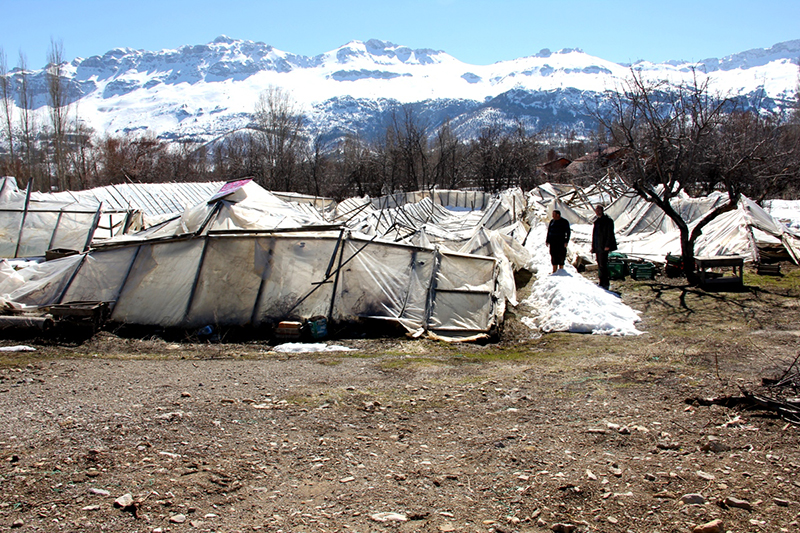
<box><xmin>591</xmin><ymin>204</ymin><xmax>617</xmax><ymax>289</ymax></box>
<box><xmin>545</xmin><ymin>210</ymin><xmax>571</xmax><ymax>273</ymax></box>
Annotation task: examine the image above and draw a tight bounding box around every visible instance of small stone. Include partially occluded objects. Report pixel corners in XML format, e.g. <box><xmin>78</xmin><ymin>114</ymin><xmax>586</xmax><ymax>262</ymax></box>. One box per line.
<box><xmin>82</xmin><ymin>504</ymin><xmax>101</xmax><ymax>511</ymax></box>
<box><xmin>618</xmin><ymin>426</ymin><xmax>631</xmax><ymax>435</ymax></box>
<box><xmin>692</xmin><ymin>518</ymin><xmax>724</xmax><ymax>533</ymax></box>
<box><xmin>439</xmin><ymin>524</ymin><xmax>456</xmax><ymax>532</ymax></box>
<box><xmin>586</xmin><ymin>469</ymin><xmax>597</xmax><ymax>480</ymax></box>
<box><xmin>723</xmin><ymin>496</ymin><xmax>753</xmax><ymax>511</ymax></box>
<box><xmin>696</xmin><ymin>470</ymin><xmax>715</xmax><ymax>481</ymax></box>
<box><xmin>774</xmin><ymin>498</ymin><xmax>790</xmax><ymax>507</ymax></box>
<box><xmin>88</xmin><ymin>487</ymin><xmax>110</xmax><ymax>496</ymax></box>
<box><xmin>86</xmin><ymin>468</ymin><xmax>101</xmax><ymax>477</ymax></box>
<box><xmin>339</xmin><ymin>476</ymin><xmax>355</xmax><ymax>483</ymax></box>
<box><xmin>607</xmin><ymin>516</ymin><xmax>618</xmax><ymax>524</ymax></box>
<box><xmin>551</xmin><ymin>523</ymin><xmax>577</xmax><ymax>533</ymax></box>
<box><xmin>11</xmin><ymin>519</ymin><xmax>24</xmax><ymax>528</ymax></box>
<box><xmin>370</xmin><ymin>512</ymin><xmax>407</xmax><ymax>522</ymax></box>
<box><xmin>180</xmin><ymin>392</ymin><xmax>192</xmax><ymax>397</ymax></box>
<box><xmin>114</xmin><ymin>493</ymin><xmax>134</xmax><ymax>508</ymax></box>
<box><xmin>681</xmin><ymin>493</ymin><xmax>707</xmax><ymax>505</ymax></box>
<box><xmin>169</xmin><ymin>513</ymin><xmax>186</xmax><ymax>523</ymax></box>
<box><xmin>701</xmin><ymin>436</ymin><xmax>731</xmax><ymax>453</ymax></box>
<box><xmin>587</xmin><ymin>428</ymin><xmax>607</xmax><ymax>434</ymax></box>
<box><xmin>644</xmin><ymin>473</ymin><xmax>657</xmax><ymax>481</ymax></box>
<box><xmin>609</xmin><ymin>465</ymin><xmax>623</xmax><ymax>477</ymax></box>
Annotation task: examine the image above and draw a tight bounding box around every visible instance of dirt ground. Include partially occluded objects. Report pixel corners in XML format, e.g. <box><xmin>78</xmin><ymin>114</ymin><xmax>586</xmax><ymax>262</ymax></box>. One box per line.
<box><xmin>1</xmin><ymin>264</ymin><xmax>799</xmax><ymax>533</ymax></box>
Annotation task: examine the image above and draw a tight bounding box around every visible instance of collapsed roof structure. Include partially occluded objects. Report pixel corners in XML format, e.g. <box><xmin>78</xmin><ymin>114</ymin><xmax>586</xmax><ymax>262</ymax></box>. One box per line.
<box><xmin>0</xmin><ymin>178</ymin><xmax>526</xmax><ymax>340</ymax></box>
<box><xmin>0</xmin><ymin>175</ymin><xmax>797</xmax><ymax>340</ymax></box>
<box><xmin>527</xmin><ymin>175</ymin><xmax>800</xmax><ymax>266</ymax></box>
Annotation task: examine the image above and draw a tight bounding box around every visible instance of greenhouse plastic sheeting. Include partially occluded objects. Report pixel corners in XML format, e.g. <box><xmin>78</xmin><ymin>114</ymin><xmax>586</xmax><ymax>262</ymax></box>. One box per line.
<box><xmin>0</xmin><ymin>177</ymin><xmax>102</xmax><ymax>258</ymax></box>
<box><xmin>0</xmin><ymin>232</ymin><xmax>500</xmax><ymax>336</ymax></box>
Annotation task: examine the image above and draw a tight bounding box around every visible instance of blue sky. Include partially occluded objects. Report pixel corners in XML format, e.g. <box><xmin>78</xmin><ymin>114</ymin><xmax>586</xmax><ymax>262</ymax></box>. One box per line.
<box><xmin>2</xmin><ymin>0</ymin><xmax>799</xmax><ymax>69</ymax></box>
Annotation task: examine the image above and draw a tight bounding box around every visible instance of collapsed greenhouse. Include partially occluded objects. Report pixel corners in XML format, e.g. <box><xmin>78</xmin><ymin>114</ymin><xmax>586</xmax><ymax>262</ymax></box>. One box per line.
<box><xmin>0</xmin><ymin>177</ymin><xmax>525</xmax><ymax>340</ymax></box>
<box><xmin>0</xmin><ymin>175</ymin><xmax>798</xmax><ymax>340</ymax></box>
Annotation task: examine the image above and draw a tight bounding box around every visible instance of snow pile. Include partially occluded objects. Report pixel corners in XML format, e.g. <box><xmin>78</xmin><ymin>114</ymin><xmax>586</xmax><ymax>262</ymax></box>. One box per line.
<box><xmin>519</xmin><ymin>222</ymin><xmax>642</xmax><ymax>336</ymax></box>
<box><xmin>272</xmin><ymin>343</ymin><xmax>355</xmax><ymax>353</ymax></box>
<box><xmin>0</xmin><ymin>345</ymin><xmax>36</xmax><ymax>352</ymax></box>
<box><xmin>521</xmin><ymin>269</ymin><xmax>642</xmax><ymax>336</ymax></box>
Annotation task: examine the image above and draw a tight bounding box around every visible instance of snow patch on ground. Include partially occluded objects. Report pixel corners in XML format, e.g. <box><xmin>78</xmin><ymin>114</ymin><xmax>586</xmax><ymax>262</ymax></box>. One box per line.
<box><xmin>273</xmin><ymin>343</ymin><xmax>355</xmax><ymax>353</ymax></box>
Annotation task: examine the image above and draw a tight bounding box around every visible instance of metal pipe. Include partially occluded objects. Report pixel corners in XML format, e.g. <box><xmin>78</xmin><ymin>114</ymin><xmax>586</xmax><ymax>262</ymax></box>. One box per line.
<box><xmin>0</xmin><ymin>315</ymin><xmax>54</xmax><ymax>332</ymax></box>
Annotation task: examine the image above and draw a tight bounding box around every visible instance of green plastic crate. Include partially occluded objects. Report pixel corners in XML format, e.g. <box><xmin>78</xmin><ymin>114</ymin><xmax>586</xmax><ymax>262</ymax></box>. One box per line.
<box><xmin>630</xmin><ymin>262</ymin><xmax>657</xmax><ymax>280</ymax></box>
<box><xmin>608</xmin><ymin>260</ymin><xmax>627</xmax><ymax>280</ymax></box>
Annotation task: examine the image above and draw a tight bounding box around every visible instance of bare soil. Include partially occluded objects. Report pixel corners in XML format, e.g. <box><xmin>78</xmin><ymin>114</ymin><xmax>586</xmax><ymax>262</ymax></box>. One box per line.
<box><xmin>1</xmin><ymin>264</ymin><xmax>799</xmax><ymax>533</ymax></box>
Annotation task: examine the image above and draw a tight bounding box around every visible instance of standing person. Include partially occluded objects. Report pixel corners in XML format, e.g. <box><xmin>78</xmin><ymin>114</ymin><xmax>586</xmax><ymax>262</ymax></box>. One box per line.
<box><xmin>545</xmin><ymin>210</ymin><xmax>571</xmax><ymax>273</ymax></box>
<box><xmin>591</xmin><ymin>204</ymin><xmax>617</xmax><ymax>290</ymax></box>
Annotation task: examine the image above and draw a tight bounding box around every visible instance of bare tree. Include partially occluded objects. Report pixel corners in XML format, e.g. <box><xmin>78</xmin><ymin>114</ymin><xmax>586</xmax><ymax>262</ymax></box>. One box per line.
<box><xmin>430</xmin><ymin>118</ymin><xmax>466</xmax><ymax>189</ymax></box>
<box><xmin>16</xmin><ymin>52</ymin><xmax>37</xmax><ymax>189</ymax></box>
<box><xmin>46</xmin><ymin>38</ymin><xmax>70</xmax><ymax>191</ymax></box>
<box><xmin>300</xmin><ymin>131</ymin><xmax>330</xmax><ymax>197</ymax></box>
<box><xmin>595</xmin><ymin>69</ymin><xmax>799</xmax><ymax>281</ymax></box>
<box><xmin>252</xmin><ymin>85</ymin><xmax>304</xmax><ymax>191</ymax></box>
<box><xmin>0</xmin><ymin>47</ymin><xmax>15</xmax><ymax>168</ymax></box>
<box><xmin>388</xmin><ymin>106</ymin><xmax>430</xmax><ymax>191</ymax></box>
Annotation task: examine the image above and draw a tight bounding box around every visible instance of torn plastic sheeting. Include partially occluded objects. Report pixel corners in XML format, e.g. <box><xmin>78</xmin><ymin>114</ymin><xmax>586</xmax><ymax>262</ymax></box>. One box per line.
<box><xmin>10</xmin><ymin>232</ymin><xmax>500</xmax><ymax>335</ymax></box>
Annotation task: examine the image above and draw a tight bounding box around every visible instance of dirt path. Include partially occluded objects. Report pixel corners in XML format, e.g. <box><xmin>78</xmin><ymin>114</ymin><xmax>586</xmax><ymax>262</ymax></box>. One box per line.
<box><xmin>1</xmin><ymin>267</ymin><xmax>799</xmax><ymax>533</ymax></box>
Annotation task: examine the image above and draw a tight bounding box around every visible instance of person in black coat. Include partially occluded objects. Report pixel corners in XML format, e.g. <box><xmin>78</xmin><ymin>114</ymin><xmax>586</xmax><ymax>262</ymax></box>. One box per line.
<box><xmin>545</xmin><ymin>210</ymin><xmax>571</xmax><ymax>273</ymax></box>
<box><xmin>591</xmin><ymin>205</ymin><xmax>617</xmax><ymax>289</ymax></box>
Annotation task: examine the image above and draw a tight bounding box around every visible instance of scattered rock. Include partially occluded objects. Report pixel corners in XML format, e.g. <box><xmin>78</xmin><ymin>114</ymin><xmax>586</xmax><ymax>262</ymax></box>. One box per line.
<box><xmin>773</xmin><ymin>498</ymin><xmax>790</xmax><ymax>507</ymax></box>
<box><xmin>696</xmin><ymin>470</ymin><xmax>716</xmax><ymax>481</ymax></box>
<box><xmin>692</xmin><ymin>518</ymin><xmax>724</xmax><ymax>533</ymax></box>
<box><xmin>370</xmin><ymin>512</ymin><xmax>407</xmax><ymax>522</ymax></box>
<box><xmin>113</xmin><ymin>493</ymin><xmax>134</xmax><ymax>509</ymax></box>
<box><xmin>169</xmin><ymin>513</ymin><xmax>187</xmax><ymax>523</ymax></box>
<box><xmin>11</xmin><ymin>519</ymin><xmax>24</xmax><ymax>528</ymax></box>
<box><xmin>82</xmin><ymin>504</ymin><xmax>101</xmax><ymax>511</ymax></box>
<box><xmin>701</xmin><ymin>436</ymin><xmax>731</xmax><ymax>453</ymax></box>
<box><xmin>88</xmin><ymin>487</ymin><xmax>110</xmax><ymax>496</ymax></box>
<box><xmin>644</xmin><ymin>473</ymin><xmax>657</xmax><ymax>481</ymax></box>
<box><xmin>551</xmin><ymin>523</ymin><xmax>577</xmax><ymax>533</ymax></box>
<box><xmin>681</xmin><ymin>493</ymin><xmax>707</xmax><ymax>505</ymax></box>
<box><xmin>723</xmin><ymin>496</ymin><xmax>753</xmax><ymax>511</ymax></box>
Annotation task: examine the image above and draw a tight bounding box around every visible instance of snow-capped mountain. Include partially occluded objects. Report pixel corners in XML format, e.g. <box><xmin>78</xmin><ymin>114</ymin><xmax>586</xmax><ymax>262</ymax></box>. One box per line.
<box><xmin>3</xmin><ymin>36</ymin><xmax>799</xmax><ymax>143</ymax></box>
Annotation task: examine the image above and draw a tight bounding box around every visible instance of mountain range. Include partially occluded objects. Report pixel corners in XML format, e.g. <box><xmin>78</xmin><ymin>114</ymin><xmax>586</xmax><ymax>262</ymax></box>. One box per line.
<box><xmin>3</xmin><ymin>36</ymin><xmax>799</xmax><ymax>144</ymax></box>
